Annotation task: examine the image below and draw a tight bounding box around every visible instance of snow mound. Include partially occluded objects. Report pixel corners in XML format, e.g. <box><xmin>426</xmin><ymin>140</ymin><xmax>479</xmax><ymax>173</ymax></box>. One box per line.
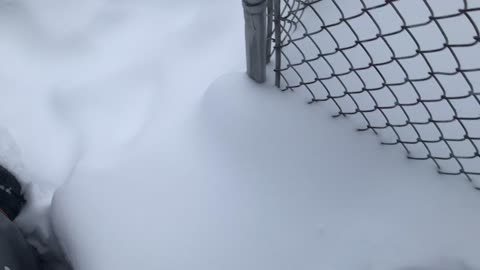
<box><xmin>52</xmin><ymin>73</ymin><xmax>480</xmax><ymax>270</ymax></box>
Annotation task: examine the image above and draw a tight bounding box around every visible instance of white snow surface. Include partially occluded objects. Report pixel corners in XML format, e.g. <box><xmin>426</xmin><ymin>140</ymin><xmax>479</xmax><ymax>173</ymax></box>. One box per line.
<box><xmin>0</xmin><ymin>0</ymin><xmax>479</xmax><ymax>270</ymax></box>
<box><xmin>56</xmin><ymin>73</ymin><xmax>480</xmax><ymax>270</ymax></box>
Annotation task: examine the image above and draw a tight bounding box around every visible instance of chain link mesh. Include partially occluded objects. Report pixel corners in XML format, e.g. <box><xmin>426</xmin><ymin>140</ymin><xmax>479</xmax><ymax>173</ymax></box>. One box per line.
<box><xmin>273</xmin><ymin>0</ymin><xmax>480</xmax><ymax>187</ymax></box>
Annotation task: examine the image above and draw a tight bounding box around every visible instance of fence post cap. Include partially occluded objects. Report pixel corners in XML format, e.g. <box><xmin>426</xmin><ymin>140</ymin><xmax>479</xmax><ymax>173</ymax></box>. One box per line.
<box><xmin>243</xmin><ymin>0</ymin><xmax>267</xmax><ymax>5</ymax></box>
<box><xmin>243</xmin><ymin>0</ymin><xmax>267</xmax><ymax>13</ymax></box>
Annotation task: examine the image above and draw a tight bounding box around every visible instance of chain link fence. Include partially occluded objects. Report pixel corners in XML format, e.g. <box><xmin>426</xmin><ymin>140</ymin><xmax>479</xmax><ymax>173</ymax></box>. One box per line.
<box><xmin>244</xmin><ymin>0</ymin><xmax>480</xmax><ymax>188</ymax></box>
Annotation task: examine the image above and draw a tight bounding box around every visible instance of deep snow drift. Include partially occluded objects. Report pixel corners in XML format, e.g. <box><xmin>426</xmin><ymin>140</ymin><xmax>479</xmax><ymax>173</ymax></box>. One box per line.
<box><xmin>0</xmin><ymin>0</ymin><xmax>244</xmax><ymax>253</ymax></box>
<box><xmin>0</xmin><ymin>0</ymin><xmax>480</xmax><ymax>270</ymax></box>
<box><xmin>54</xmin><ymin>74</ymin><xmax>480</xmax><ymax>270</ymax></box>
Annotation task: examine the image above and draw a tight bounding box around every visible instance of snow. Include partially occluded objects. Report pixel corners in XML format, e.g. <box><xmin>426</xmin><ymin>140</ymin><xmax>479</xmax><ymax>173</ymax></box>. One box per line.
<box><xmin>0</xmin><ymin>0</ymin><xmax>243</xmax><ymax>262</ymax></box>
<box><xmin>0</xmin><ymin>0</ymin><xmax>479</xmax><ymax>270</ymax></box>
<box><xmin>54</xmin><ymin>73</ymin><xmax>480</xmax><ymax>270</ymax></box>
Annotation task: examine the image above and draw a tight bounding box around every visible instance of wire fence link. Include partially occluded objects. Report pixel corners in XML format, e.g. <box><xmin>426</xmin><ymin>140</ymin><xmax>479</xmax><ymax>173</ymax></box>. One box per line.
<box><xmin>271</xmin><ymin>0</ymin><xmax>480</xmax><ymax>187</ymax></box>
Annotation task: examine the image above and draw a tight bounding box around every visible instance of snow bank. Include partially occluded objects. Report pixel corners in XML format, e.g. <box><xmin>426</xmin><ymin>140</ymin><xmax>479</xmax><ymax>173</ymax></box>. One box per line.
<box><xmin>53</xmin><ymin>73</ymin><xmax>480</xmax><ymax>270</ymax></box>
<box><xmin>0</xmin><ymin>0</ymin><xmax>244</xmax><ymax>262</ymax></box>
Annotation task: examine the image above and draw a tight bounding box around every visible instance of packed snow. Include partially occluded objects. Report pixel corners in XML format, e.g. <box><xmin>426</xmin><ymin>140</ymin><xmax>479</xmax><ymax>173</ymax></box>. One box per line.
<box><xmin>0</xmin><ymin>1</ymin><xmax>479</xmax><ymax>270</ymax></box>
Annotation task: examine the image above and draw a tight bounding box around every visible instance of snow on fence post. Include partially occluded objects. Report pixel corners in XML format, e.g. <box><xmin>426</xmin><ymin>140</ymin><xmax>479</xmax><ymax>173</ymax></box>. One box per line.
<box><xmin>243</xmin><ymin>0</ymin><xmax>267</xmax><ymax>83</ymax></box>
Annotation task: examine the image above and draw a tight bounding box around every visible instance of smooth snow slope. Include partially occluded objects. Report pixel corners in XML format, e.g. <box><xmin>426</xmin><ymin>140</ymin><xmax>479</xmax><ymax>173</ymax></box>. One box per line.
<box><xmin>54</xmin><ymin>73</ymin><xmax>480</xmax><ymax>270</ymax></box>
<box><xmin>0</xmin><ymin>0</ymin><xmax>244</xmax><ymax>250</ymax></box>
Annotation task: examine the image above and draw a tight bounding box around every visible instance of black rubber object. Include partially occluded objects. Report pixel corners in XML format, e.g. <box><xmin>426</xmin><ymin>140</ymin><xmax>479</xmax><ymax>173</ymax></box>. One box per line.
<box><xmin>0</xmin><ymin>165</ymin><xmax>25</xmax><ymax>220</ymax></box>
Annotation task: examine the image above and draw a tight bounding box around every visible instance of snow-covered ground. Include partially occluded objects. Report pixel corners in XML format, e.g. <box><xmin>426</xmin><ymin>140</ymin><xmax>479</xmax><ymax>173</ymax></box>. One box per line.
<box><xmin>0</xmin><ymin>0</ymin><xmax>244</xmax><ymax>264</ymax></box>
<box><xmin>54</xmin><ymin>72</ymin><xmax>480</xmax><ymax>270</ymax></box>
<box><xmin>1</xmin><ymin>1</ymin><xmax>480</xmax><ymax>270</ymax></box>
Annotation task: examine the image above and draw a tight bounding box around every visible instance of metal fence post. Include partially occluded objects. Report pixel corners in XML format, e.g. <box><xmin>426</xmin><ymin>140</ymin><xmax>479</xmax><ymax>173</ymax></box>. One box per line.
<box><xmin>266</xmin><ymin>0</ymin><xmax>273</xmax><ymax>64</ymax></box>
<box><xmin>243</xmin><ymin>0</ymin><xmax>267</xmax><ymax>83</ymax></box>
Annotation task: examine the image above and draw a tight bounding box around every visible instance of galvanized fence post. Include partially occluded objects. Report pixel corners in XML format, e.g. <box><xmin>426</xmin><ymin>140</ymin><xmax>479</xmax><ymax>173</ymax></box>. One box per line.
<box><xmin>266</xmin><ymin>0</ymin><xmax>273</xmax><ymax>64</ymax></box>
<box><xmin>243</xmin><ymin>0</ymin><xmax>268</xmax><ymax>83</ymax></box>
